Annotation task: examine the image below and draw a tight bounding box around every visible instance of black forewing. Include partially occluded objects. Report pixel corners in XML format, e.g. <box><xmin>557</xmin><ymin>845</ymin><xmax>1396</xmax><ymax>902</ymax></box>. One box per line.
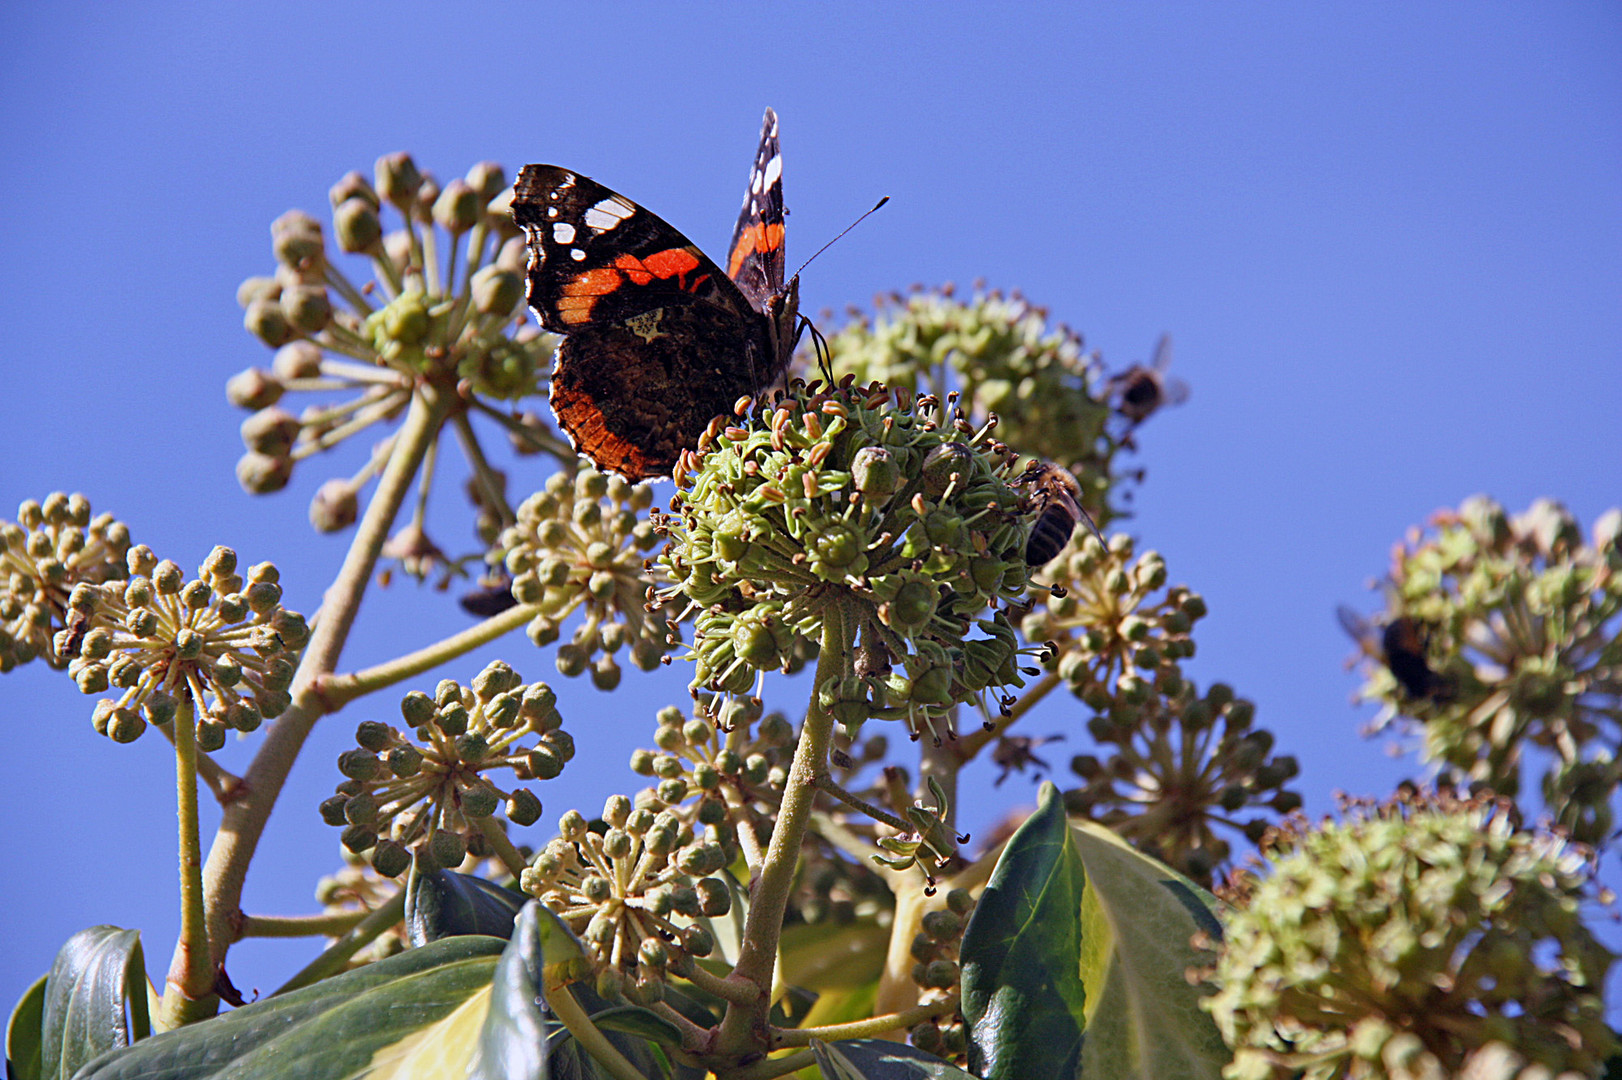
<box><xmin>512</xmin><ymin>163</ymin><xmax>756</xmax><ymax>331</ymax></box>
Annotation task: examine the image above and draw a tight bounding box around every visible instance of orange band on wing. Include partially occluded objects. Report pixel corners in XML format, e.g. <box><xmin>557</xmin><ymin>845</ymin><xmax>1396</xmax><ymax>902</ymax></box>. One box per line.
<box><xmin>726</xmin><ymin>222</ymin><xmax>785</xmax><ymax>279</ymax></box>
<box><xmin>613</xmin><ymin>248</ymin><xmax>705</xmax><ymax>288</ymax></box>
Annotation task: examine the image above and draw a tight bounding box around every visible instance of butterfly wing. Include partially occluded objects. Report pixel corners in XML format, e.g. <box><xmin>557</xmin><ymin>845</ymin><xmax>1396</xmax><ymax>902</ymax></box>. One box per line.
<box><xmin>512</xmin><ymin>164</ymin><xmax>774</xmax><ymax>480</ymax></box>
<box><xmin>726</xmin><ymin>107</ymin><xmax>787</xmax><ymax>311</ymax></box>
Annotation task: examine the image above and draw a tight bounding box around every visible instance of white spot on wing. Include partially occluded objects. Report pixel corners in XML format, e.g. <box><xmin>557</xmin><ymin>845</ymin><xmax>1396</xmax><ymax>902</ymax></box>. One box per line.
<box><xmin>552</xmin><ymin>222</ymin><xmax>576</xmax><ymax>244</ymax></box>
<box><xmin>762</xmin><ymin>153</ymin><xmax>782</xmax><ymax>190</ymax></box>
<box><xmin>584</xmin><ymin>195</ymin><xmax>636</xmax><ymax>233</ymax></box>
<box><xmin>570</xmin><ymin>248</ymin><xmax>586</xmax><ymax>261</ymax></box>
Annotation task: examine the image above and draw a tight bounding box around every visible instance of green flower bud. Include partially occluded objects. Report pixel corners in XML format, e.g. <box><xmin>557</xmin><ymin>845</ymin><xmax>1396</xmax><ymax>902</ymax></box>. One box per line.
<box><xmin>334</xmin><ymin>196</ymin><xmax>382</xmax><ymax>253</ymax></box>
<box><xmin>374</xmin><ymin>152</ymin><xmax>423</xmax><ymax>209</ymax></box>
<box><xmin>340</xmin><ymin>824</ymin><xmax>378</xmax><ymax>853</ymax></box>
<box><xmin>428</xmin><ymin>828</ymin><xmax>466</xmax><ymax>869</ymax></box>
<box><xmin>471</xmin><ymin>265</ymin><xmax>522</xmax><ymax>316</ymax></box>
<box><xmin>371</xmin><ymin>839</ymin><xmax>410</xmax><ymax>877</ymax></box>
<box><xmin>244</xmin><ymin>298</ymin><xmax>294</xmax><ymax>347</ymax></box>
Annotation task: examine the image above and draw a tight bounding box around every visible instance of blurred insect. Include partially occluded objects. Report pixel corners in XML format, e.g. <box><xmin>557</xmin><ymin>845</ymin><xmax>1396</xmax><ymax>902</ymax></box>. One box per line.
<box><xmin>1019</xmin><ymin>461</ymin><xmax>1105</xmax><ymax>567</ymax></box>
<box><xmin>53</xmin><ymin>608</ymin><xmax>92</xmax><ymax>663</ymax></box>
<box><xmin>1336</xmin><ymin>605</ymin><xmax>1452</xmax><ymax>703</ymax></box>
<box><xmin>991</xmin><ymin>733</ymin><xmax>1065</xmax><ymax>786</ymax></box>
<box><xmin>1106</xmin><ymin>333</ymin><xmax>1188</xmax><ymax>426</ymax></box>
<box><xmin>459</xmin><ymin>575</ymin><xmax>519</xmax><ymax>618</ymax></box>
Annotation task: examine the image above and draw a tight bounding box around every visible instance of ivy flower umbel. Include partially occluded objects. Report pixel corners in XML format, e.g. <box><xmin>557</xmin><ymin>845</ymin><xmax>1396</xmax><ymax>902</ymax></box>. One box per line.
<box><xmin>819</xmin><ymin>286</ymin><xmax>1127</xmax><ymax>525</ymax></box>
<box><xmin>62</xmin><ymin>545</ymin><xmax>306</xmax><ymax>747</ymax></box>
<box><xmin>1065</xmin><ymin>681</ymin><xmax>1299</xmax><ymax>886</ymax></box>
<box><xmin>519</xmin><ymin>796</ymin><xmax>734</xmax><ymax>1006</ymax></box>
<box><xmin>658</xmin><ymin>380</ymin><xmax>1035</xmax><ymax>736</ymax></box>
<box><xmin>1020</xmin><ymin>530</ymin><xmax>1204</xmax><ymax>704</ymax></box>
<box><xmin>0</xmin><ymin>494</ymin><xmax>131</xmax><ymax>672</ymax></box>
<box><xmin>1205</xmin><ymin>790</ymin><xmax>1615</xmax><ymax>1080</ymax></box>
<box><xmin>492</xmin><ymin>466</ymin><xmax>674</xmax><ymax>688</ymax></box>
<box><xmin>319</xmin><ymin>661</ymin><xmax>569</xmax><ymax>877</ymax></box>
<box><xmin>1358</xmin><ymin>497</ymin><xmax>1622</xmax><ymax>841</ymax></box>
<box><xmin>626</xmin><ymin>699</ymin><xmax>800</xmax><ymax>849</ymax></box>
<box><xmin>230</xmin><ymin>153</ymin><xmax>568</xmax><ymax>553</ymax></box>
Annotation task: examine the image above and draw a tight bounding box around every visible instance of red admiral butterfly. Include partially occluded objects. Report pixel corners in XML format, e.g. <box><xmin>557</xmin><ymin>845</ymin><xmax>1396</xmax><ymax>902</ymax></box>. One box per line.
<box><xmin>512</xmin><ymin>108</ymin><xmax>801</xmax><ymax>481</ymax></box>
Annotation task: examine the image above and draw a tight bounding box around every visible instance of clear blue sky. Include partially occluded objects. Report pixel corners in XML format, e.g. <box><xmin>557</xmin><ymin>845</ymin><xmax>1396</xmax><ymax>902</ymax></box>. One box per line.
<box><xmin>3</xmin><ymin>3</ymin><xmax>1619</xmax><ymax>1013</ymax></box>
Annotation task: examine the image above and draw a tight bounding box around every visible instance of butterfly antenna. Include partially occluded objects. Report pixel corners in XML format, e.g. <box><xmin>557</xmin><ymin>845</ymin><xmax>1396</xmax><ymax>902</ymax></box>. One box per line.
<box><xmin>790</xmin><ymin>196</ymin><xmax>889</xmax><ymax>281</ymax></box>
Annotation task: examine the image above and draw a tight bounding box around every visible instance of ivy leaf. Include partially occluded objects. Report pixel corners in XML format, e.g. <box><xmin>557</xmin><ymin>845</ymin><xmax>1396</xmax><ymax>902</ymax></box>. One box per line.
<box><xmin>1065</xmin><ymin>819</ymin><xmax>1228</xmax><ymax>1078</ymax></box>
<box><xmin>958</xmin><ymin>783</ymin><xmax>1088</xmax><ymax>1079</ymax></box>
<box><xmin>37</xmin><ymin>926</ymin><xmax>150</xmax><ymax>1080</ymax></box>
<box><xmin>467</xmin><ymin>901</ymin><xmax>550</xmax><ymax>1080</ymax></box>
<box><xmin>76</xmin><ymin>935</ymin><xmax>506</xmax><ymax>1080</ymax></box>
<box><xmin>405</xmin><ymin>868</ymin><xmax>529</xmax><ymax>945</ymax></box>
<box><xmin>959</xmin><ymin>783</ymin><xmax>1229</xmax><ymax>1079</ymax></box>
<box><xmin>6</xmin><ymin>974</ymin><xmax>48</xmax><ymax>1080</ymax></box>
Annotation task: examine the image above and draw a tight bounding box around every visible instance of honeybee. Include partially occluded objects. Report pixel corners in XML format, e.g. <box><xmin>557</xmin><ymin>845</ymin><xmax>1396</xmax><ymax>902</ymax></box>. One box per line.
<box><xmin>1019</xmin><ymin>461</ymin><xmax>1105</xmax><ymax>567</ymax></box>
<box><xmin>459</xmin><ymin>574</ymin><xmax>519</xmax><ymax>618</ymax></box>
<box><xmin>1106</xmin><ymin>334</ymin><xmax>1188</xmax><ymax>425</ymax></box>
<box><xmin>1336</xmin><ymin>605</ymin><xmax>1452</xmax><ymax>703</ymax></box>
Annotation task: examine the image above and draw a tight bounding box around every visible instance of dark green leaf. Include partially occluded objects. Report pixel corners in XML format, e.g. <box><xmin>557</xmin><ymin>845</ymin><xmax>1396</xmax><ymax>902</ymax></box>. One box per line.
<box><xmin>6</xmin><ymin>974</ymin><xmax>47</xmax><ymax>1080</ymax></box>
<box><xmin>1066</xmin><ymin>819</ymin><xmax>1227</xmax><ymax>1078</ymax></box>
<box><xmin>405</xmin><ymin>869</ymin><xmax>529</xmax><ymax>945</ymax></box>
<box><xmin>810</xmin><ymin>1038</ymin><xmax>977</xmax><ymax>1079</ymax></box>
<box><xmin>39</xmin><ymin>927</ymin><xmax>149</xmax><ymax>1080</ymax></box>
<box><xmin>467</xmin><ymin>902</ymin><xmax>548</xmax><ymax>1080</ymax></box>
<box><xmin>587</xmin><ymin>1006</ymin><xmax>682</xmax><ymax>1047</ymax></box>
<box><xmin>76</xmin><ymin>935</ymin><xmax>506</xmax><ymax>1080</ymax></box>
<box><xmin>959</xmin><ymin>783</ymin><xmax>1087</xmax><ymax>1079</ymax></box>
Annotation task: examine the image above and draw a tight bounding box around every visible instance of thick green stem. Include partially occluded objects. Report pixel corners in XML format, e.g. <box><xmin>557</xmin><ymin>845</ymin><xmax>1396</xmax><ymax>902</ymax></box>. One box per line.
<box><xmin>715</xmin><ymin>603</ymin><xmax>852</xmax><ymax>1058</ymax></box>
<box><xmin>271</xmin><ymin>889</ymin><xmax>407</xmax><ymax>996</ymax></box>
<box><xmin>192</xmin><ymin>382</ymin><xmax>451</xmax><ymax>976</ymax></box>
<box><xmin>237</xmin><ymin>910</ymin><xmax>369</xmax><ymax>939</ymax></box>
<box><xmin>474</xmin><ymin>815</ymin><xmax>529</xmax><ymax>879</ymax></box>
<box><xmin>775</xmin><ymin>993</ymin><xmax>959</xmax><ymax>1046</ymax></box>
<box><xmin>547</xmin><ymin>985</ymin><xmax>646</xmax><ymax>1080</ymax></box>
<box><xmin>159</xmin><ymin>695</ymin><xmax>214</xmax><ymax>1028</ymax></box>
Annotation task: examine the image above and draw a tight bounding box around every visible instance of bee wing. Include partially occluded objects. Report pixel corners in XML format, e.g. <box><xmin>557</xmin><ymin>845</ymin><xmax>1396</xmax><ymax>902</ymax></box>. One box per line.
<box><xmin>1336</xmin><ymin>605</ymin><xmax>1377</xmax><ymax>652</ymax></box>
<box><xmin>1151</xmin><ymin>333</ymin><xmax>1173</xmax><ymax>372</ymax></box>
<box><xmin>1161</xmin><ymin>376</ymin><xmax>1190</xmax><ymax>406</ymax></box>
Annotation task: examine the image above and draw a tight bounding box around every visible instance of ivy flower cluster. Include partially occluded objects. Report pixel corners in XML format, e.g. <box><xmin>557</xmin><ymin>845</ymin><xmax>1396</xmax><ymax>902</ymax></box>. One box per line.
<box><xmin>490</xmin><ymin>466</ymin><xmax>674</xmax><ymax>688</ymax></box>
<box><xmin>1015</xmin><ymin>531</ymin><xmax>1296</xmax><ymax>882</ymax></box>
<box><xmin>60</xmin><ymin>544</ymin><xmax>305</xmax><ymax>749</ymax></box>
<box><xmin>229</xmin><ymin>153</ymin><xmax>568</xmax><ymax>570</ymax></box>
<box><xmin>658</xmin><ymin>380</ymin><xmax>1037</xmax><ymax>738</ymax></box>
<box><xmin>627</xmin><ymin>699</ymin><xmax>796</xmax><ymax>852</ymax></box>
<box><xmin>0</xmin><ymin>494</ymin><xmax>132</xmax><ymax>672</ymax></box>
<box><xmin>1206</xmin><ymin>789</ymin><xmax>1614</xmax><ymax>1080</ymax></box>
<box><xmin>818</xmin><ymin>286</ymin><xmax>1127</xmax><ymax>524</ymax></box>
<box><xmin>1357</xmin><ymin>497</ymin><xmax>1622</xmax><ymax>841</ymax></box>
<box><xmin>519</xmin><ymin>794</ymin><xmax>735</xmax><ymax>1005</ymax></box>
<box><xmin>319</xmin><ymin>662</ymin><xmax>568</xmax><ymax>877</ymax></box>
<box><xmin>1020</xmin><ymin>531</ymin><xmax>1204</xmax><ymax>701</ymax></box>
<box><xmin>1066</xmin><ymin>681</ymin><xmax>1299</xmax><ymax>886</ymax></box>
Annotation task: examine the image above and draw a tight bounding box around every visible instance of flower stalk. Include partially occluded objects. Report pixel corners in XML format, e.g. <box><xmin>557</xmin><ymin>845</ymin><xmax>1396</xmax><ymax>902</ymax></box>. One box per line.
<box><xmin>193</xmin><ymin>379</ymin><xmax>452</xmax><ymax>983</ymax></box>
